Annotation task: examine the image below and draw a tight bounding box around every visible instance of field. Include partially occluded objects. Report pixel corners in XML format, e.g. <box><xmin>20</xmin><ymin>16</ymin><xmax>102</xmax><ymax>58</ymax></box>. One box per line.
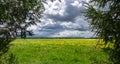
<box><xmin>9</xmin><ymin>39</ymin><xmax>109</xmax><ymax>64</ymax></box>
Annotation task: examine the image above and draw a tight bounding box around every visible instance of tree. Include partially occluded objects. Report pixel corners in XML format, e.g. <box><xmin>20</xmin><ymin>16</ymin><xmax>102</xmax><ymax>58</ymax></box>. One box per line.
<box><xmin>84</xmin><ymin>0</ymin><xmax>120</xmax><ymax>64</ymax></box>
<box><xmin>0</xmin><ymin>0</ymin><xmax>44</xmax><ymax>63</ymax></box>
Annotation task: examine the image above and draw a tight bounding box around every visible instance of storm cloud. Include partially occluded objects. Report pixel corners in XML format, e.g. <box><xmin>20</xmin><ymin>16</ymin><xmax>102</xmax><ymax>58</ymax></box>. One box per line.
<box><xmin>45</xmin><ymin>0</ymin><xmax>86</xmax><ymax>22</ymax></box>
<box><xmin>30</xmin><ymin>0</ymin><xmax>95</xmax><ymax>38</ymax></box>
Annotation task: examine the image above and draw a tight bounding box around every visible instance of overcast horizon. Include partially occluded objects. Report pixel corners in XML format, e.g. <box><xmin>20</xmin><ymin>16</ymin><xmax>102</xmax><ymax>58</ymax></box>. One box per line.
<box><xmin>27</xmin><ymin>0</ymin><xmax>96</xmax><ymax>38</ymax></box>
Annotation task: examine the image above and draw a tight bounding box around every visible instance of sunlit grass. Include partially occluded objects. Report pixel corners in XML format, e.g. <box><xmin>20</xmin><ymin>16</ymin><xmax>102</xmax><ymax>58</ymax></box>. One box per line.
<box><xmin>9</xmin><ymin>39</ymin><xmax>109</xmax><ymax>64</ymax></box>
<box><xmin>11</xmin><ymin>39</ymin><xmax>98</xmax><ymax>46</ymax></box>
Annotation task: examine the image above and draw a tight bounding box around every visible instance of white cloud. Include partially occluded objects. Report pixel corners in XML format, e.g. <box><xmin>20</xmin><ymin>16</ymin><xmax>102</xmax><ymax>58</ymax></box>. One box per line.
<box><xmin>43</xmin><ymin>0</ymin><xmax>66</xmax><ymax>16</ymax></box>
<box><xmin>71</xmin><ymin>0</ymin><xmax>82</xmax><ymax>7</ymax></box>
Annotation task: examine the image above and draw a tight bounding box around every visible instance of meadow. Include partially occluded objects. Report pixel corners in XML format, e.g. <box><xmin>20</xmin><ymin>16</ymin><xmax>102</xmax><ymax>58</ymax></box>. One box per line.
<box><xmin>9</xmin><ymin>39</ymin><xmax>109</xmax><ymax>64</ymax></box>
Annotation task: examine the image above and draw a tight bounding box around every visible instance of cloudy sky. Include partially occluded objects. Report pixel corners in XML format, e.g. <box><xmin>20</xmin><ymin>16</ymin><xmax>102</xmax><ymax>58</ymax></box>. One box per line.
<box><xmin>28</xmin><ymin>0</ymin><xmax>96</xmax><ymax>38</ymax></box>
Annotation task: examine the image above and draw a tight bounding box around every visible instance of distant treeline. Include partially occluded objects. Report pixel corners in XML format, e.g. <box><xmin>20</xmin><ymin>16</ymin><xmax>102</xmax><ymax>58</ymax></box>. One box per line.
<box><xmin>24</xmin><ymin>37</ymin><xmax>98</xmax><ymax>39</ymax></box>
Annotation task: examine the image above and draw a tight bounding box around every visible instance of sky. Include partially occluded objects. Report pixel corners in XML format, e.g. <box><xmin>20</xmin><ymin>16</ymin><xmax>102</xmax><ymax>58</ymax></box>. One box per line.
<box><xmin>28</xmin><ymin>0</ymin><xmax>96</xmax><ymax>38</ymax></box>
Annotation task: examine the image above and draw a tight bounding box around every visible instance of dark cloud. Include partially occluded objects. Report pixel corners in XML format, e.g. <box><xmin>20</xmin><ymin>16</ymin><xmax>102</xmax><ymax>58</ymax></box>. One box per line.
<box><xmin>34</xmin><ymin>21</ymin><xmax>89</xmax><ymax>37</ymax></box>
<box><xmin>41</xmin><ymin>23</ymin><xmax>63</xmax><ymax>30</ymax></box>
<box><xmin>33</xmin><ymin>30</ymin><xmax>60</xmax><ymax>37</ymax></box>
<box><xmin>34</xmin><ymin>23</ymin><xmax>64</xmax><ymax>37</ymax></box>
<box><xmin>45</xmin><ymin>0</ymin><xmax>86</xmax><ymax>22</ymax></box>
<box><xmin>30</xmin><ymin>0</ymin><xmax>95</xmax><ymax>38</ymax></box>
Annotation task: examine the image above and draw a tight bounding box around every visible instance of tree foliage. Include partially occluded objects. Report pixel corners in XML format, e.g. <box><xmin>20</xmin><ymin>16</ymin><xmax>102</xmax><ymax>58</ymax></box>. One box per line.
<box><xmin>0</xmin><ymin>0</ymin><xmax>44</xmax><ymax>38</ymax></box>
<box><xmin>84</xmin><ymin>0</ymin><xmax>120</xmax><ymax>63</ymax></box>
<box><xmin>0</xmin><ymin>0</ymin><xmax>44</xmax><ymax>63</ymax></box>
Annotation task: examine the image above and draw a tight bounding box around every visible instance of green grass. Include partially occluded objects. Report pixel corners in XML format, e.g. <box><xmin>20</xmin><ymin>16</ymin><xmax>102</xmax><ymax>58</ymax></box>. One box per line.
<box><xmin>9</xmin><ymin>39</ymin><xmax>109</xmax><ymax>64</ymax></box>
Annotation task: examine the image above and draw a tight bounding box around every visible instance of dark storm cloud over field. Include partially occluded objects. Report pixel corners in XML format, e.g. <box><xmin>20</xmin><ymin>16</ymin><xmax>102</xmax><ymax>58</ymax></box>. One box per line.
<box><xmin>29</xmin><ymin>0</ymin><xmax>95</xmax><ymax>38</ymax></box>
<box><xmin>45</xmin><ymin>2</ymin><xmax>85</xmax><ymax>22</ymax></box>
